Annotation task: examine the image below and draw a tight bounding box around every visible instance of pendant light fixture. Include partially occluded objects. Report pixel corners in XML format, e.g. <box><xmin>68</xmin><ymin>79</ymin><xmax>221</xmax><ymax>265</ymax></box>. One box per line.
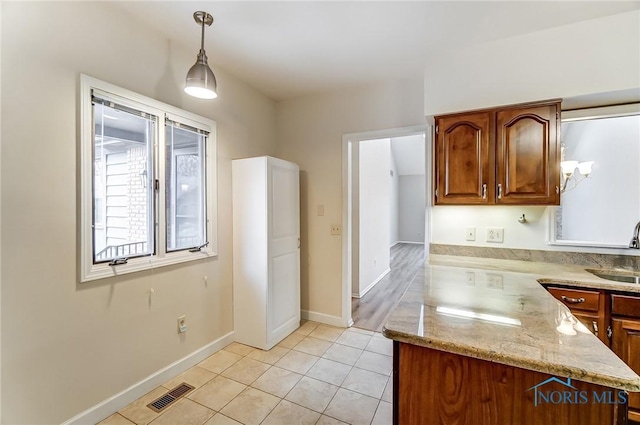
<box><xmin>185</xmin><ymin>11</ymin><xmax>218</xmax><ymax>99</ymax></box>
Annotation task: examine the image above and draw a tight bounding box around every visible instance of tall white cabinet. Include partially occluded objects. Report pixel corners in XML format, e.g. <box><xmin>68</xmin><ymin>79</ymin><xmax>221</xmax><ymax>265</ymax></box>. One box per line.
<box><xmin>232</xmin><ymin>156</ymin><xmax>300</xmax><ymax>350</ymax></box>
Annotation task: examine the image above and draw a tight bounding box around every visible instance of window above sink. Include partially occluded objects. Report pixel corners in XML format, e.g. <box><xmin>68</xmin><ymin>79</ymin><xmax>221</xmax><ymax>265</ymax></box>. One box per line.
<box><xmin>549</xmin><ymin>103</ymin><xmax>640</xmax><ymax>249</ymax></box>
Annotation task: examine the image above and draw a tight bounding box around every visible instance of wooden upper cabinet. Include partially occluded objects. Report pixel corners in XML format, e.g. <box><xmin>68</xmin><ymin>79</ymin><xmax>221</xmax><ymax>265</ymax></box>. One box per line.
<box><xmin>496</xmin><ymin>103</ymin><xmax>560</xmax><ymax>204</ymax></box>
<box><xmin>433</xmin><ymin>100</ymin><xmax>561</xmax><ymax>205</ymax></box>
<box><xmin>435</xmin><ymin>112</ymin><xmax>492</xmax><ymax>204</ymax></box>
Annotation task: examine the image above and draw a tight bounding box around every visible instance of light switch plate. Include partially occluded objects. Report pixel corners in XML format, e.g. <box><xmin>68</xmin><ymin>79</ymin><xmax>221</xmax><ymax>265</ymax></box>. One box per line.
<box><xmin>466</xmin><ymin>227</ymin><xmax>476</xmax><ymax>241</ymax></box>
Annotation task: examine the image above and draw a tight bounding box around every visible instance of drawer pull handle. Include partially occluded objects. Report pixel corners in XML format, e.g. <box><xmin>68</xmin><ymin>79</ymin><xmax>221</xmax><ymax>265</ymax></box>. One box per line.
<box><xmin>561</xmin><ymin>295</ymin><xmax>585</xmax><ymax>304</ymax></box>
<box><xmin>592</xmin><ymin>321</ymin><xmax>598</xmax><ymax>336</ymax></box>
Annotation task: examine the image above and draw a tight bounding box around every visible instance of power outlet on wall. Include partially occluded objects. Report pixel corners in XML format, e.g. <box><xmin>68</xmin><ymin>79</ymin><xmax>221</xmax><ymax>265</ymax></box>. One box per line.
<box><xmin>177</xmin><ymin>315</ymin><xmax>187</xmax><ymax>333</ymax></box>
<box><xmin>486</xmin><ymin>227</ymin><xmax>504</xmax><ymax>243</ymax></box>
<box><xmin>330</xmin><ymin>224</ymin><xmax>342</xmax><ymax>235</ymax></box>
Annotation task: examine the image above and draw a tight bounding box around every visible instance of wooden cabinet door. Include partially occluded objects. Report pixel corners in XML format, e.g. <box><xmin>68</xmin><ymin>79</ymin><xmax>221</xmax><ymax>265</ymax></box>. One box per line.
<box><xmin>572</xmin><ymin>311</ymin><xmax>609</xmax><ymax>347</ymax></box>
<box><xmin>435</xmin><ymin>112</ymin><xmax>493</xmax><ymax>204</ymax></box>
<box><xmin>611</xmin><ymin>317</ymin><xmax>640</xmax><ymax>416</ymax></box>
<box><xmin>496</xmin><ymin>103</ymin><xmax>560</xmax><ymax>205</ymax></box>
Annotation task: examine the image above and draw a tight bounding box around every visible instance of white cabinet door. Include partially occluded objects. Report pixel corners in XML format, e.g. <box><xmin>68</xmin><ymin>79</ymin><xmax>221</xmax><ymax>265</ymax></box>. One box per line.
<box><xmin>267</xmin><ymin>158</ymin><xmax>300</xmax><ymax>344</ymax></box>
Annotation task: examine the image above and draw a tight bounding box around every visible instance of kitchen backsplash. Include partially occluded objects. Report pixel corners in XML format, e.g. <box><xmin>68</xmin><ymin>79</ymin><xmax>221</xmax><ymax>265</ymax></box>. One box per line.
<box><xmin>430</xmin><ymin>244</ymin><xmax>640</xmax><ymax>269</ymax></box>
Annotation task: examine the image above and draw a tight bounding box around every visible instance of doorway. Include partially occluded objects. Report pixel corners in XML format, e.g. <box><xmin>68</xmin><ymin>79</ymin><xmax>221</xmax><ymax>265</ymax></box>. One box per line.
<box><xmin>341</xmin><ymin>125</ymin><xmax>431</xmax><ymax>329</ymax></box>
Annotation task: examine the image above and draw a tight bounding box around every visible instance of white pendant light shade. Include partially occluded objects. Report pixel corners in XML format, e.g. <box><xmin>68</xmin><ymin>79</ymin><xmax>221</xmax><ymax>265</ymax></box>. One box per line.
<box><xmin>185</xmin><ymin>11</ymin><xmax>218</xmax><ymax>100</ymax></box>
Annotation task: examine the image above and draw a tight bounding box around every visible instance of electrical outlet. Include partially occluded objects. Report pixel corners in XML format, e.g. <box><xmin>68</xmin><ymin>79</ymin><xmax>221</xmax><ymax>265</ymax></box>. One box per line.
<box><xmin>487</xmin><ymin>273</ymin><xmax>504</xmax><ymax>289</ymax></box>
<box><xmin>177</xmin><ymin>315</ymin><xmax>187</xmax><ymax>333</ymax></box>
<box><xmin>330</xmin><ymin>224</ymin><xmax>341</xmax><ymax>235</ymax></box>
<box><xmin>465</xmin><ymin>227</ymin><xmax>476</xmax><ymax>241</ymax></box>
<box><xmin>466</xmin><ymin>271</ymin><xmax>475</xmax><ymax>286</ymax></box>
<box><xmin>486</xmin><ymin>227</ymin><xmax>504</xmax><ymax>243</ymax></box>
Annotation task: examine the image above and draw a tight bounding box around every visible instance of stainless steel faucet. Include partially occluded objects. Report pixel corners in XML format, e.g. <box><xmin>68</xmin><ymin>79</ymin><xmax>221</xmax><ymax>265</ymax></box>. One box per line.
<box><xmin>630</xmin><ymin>221</ymin><xmax>640</xmax><ymax>249</ymax></box>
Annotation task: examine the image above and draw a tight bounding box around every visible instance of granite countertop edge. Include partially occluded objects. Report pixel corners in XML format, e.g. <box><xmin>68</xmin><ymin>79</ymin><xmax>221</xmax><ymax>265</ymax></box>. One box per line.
<box><xmin>382</xmin><ymin>254</ymin><xmax>640</xmax><ymax>392</ymax></box>
<box><xmin>382</xmin><ymin>327</ymin><xmax>640</xmax><ymax>392</ymax></box>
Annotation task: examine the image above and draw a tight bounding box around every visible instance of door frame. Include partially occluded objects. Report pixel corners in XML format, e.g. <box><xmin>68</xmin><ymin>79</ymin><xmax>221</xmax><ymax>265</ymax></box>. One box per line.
<box><xmin>341</xmin><ymin>124</ymin><xmax>431</xmax><ymax>327</ymax></box>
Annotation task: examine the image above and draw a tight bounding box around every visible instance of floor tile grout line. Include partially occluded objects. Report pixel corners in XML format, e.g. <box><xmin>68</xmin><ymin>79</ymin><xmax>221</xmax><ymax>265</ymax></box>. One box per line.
<box><xmin>114</xmin><ymin>324</ymin><xmax>393</xmax><ymax>425</ymax></box>
<box><xmin>368</xmin><ymin>398</ymin><xmax>383</xmax><ymax>425</ymax></box>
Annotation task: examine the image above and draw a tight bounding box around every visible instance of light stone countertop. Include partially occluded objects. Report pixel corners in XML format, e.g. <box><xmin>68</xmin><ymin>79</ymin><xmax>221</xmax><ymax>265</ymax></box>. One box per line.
<box><xmin>426</xmin><ymin>254</ymin><xmax>640</xmax><ymax>293</ymax></box>
<box><xmin>382</xmin><ymin>254</ymin><xmax>640</xmax><ymax>392</ymax></box>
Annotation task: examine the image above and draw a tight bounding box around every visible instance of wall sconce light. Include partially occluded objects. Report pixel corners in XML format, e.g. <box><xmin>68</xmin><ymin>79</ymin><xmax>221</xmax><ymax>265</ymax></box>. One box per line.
<box><xmin>185</xmin><ymin>11</ymin><xmax>218</xmax><ymax>99</ymax></box>
<box><xmin>560</xmin><ymin>144</ymin><xmax>593</xmax><ymax>192</ymax></box>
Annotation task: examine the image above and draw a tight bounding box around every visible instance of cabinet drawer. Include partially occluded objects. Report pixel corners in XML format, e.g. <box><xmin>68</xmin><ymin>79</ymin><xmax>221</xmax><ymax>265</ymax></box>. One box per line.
<box><xmin>611</xmin><ymin>294</ymin><xmax>640</xmax><ymax>318</ymax></box>
<box><xmin>547</xmin><ymin>287</ymin><xmax>601</xmax><ymax>312</ymax></box>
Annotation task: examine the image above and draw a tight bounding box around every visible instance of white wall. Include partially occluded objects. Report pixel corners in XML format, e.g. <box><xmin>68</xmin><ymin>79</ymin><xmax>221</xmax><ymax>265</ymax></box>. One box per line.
<box><xmin>390</xmin><ymin>149</ymin><xmax>399</xmax><ymax>246</ymax></box>
<box><xmin>0</xmin><ymin>2</ymin><xmax>3</xmax><ymax>419</ymax></box>
<box><xmin>424</xmin><ymin>10</ymin><xmax>640</xmax><ymax>116</ymax></box>
<box><xmin>398</xmin><ymin>175</ymin><xmax>426</xmax><ymax>243</ymax></box>
<box><xmin>357</xmin><ymin>139</ymin><xmax>391</xmax><ymax>297</ymax></box>
<box><xmin>276</xmin><ymin>79</ymin><xmax>425</xmax><ymax>319</ymax></box>
<box><xmin>1</xmin><ymin>2</ymin><xmax>276</xmax><ymax>424</ymax></box>
<box><xmin>427</xmin><ymin>10</ymin><xmax>640</xmax><ymax>256</ymax></box>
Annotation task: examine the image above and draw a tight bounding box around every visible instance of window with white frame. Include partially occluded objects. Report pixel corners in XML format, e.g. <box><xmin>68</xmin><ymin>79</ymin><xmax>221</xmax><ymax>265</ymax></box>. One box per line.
<box><xmin>80</xmin><ymin>75</ymin><xmax>217</xmax><ymax>282</ymax></box>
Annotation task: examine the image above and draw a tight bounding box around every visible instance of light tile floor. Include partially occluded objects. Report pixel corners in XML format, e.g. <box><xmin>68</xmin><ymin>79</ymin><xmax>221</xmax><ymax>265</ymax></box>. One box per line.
<box><xmin>98</xmin><ymin>322</ymin><xmax>393</xmax><ymax>425</ymax></box>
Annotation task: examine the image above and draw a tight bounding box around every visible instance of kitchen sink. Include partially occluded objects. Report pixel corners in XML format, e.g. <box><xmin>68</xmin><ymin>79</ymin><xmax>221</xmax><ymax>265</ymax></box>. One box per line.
<box><xmin>585</xmin><ymin>268</ymin><xmax>640</xmax><ymax>284</ymax></box>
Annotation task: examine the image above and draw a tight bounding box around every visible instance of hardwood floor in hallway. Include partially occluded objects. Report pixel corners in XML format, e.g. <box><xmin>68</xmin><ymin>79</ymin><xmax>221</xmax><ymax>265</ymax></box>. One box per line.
<box><xmin>352</xmin><ymin>243</ymin><xmax>426</xmax><ymax>332</ymax></box>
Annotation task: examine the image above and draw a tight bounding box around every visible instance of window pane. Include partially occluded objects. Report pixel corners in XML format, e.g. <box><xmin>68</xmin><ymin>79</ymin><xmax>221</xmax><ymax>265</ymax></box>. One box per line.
<box><xmin>93</xmin><ymin>102</ymin><xmax>155</xmax><ymax>263</ymax></box>
<box><xmin>165</xmin><ymin>124</ymin><xmax>206</xmax><ymax>251</ymax></box>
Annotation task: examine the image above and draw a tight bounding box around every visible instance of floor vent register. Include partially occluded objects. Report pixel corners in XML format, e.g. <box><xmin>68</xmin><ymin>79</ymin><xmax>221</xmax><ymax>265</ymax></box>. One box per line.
<box><xmin>146</xmin><ymin>382</ymin><xmax>195</xmax><ymax>413</ymax></box>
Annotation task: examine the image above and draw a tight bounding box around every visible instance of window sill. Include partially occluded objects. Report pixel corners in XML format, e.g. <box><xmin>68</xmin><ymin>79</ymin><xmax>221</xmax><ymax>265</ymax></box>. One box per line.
<box><xmin>80</xmin><ymin>248</ymin><xmax>217</xmax><ymax>283</ymax></box>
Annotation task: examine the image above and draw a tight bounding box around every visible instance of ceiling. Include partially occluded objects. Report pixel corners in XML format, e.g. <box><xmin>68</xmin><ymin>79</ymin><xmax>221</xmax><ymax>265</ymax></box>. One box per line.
<box><xmin>114</xmin><ymin>1</ymin><xmax>640</xmax><ymax>101</ymax></box>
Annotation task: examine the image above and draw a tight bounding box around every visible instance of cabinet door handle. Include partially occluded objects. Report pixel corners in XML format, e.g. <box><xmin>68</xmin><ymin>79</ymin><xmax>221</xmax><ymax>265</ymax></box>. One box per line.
<box><xmin>592</xmin><ymin>321</ymin><xmax>598</xmax><ymax>336</ymax></box>
<box><xmin>482</xmin><ymin>184</ymin><xmax>487</xmax><ymax>199</ymax></box>
<box><xmin>497</xmin><ymin>184</ymin><xmax>502</xmax><ymax>199</ymax></box>
<box><xmin>607</xmin><ymin>325</ymin><xmax>612</xmax><ymax>339</ymax></box>
<box><xmin>561</xmin><ymin>295</ymin><xmax>585</xmax><ymax>304</ymax></box>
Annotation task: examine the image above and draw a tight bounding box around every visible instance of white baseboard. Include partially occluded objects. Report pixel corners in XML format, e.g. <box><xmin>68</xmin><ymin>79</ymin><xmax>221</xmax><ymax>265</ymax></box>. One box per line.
<box><xmin>301</xmin><ymin>310</ymin><xmax>345</xmax><ymax>327</ymax></box>
<box><xmin>62</xmin><ymin>331</ymin><xmax>235</xmax><ymax>425</ymax></box>
<box><xmin>396</xmin><ymin>241</ymin><xmax>425</xmax><ymax>245</ymax></box>
<box><xmin>352</xmin><ymin>268</ymin><xmax>390</xmax><ymax>299</ymax></box>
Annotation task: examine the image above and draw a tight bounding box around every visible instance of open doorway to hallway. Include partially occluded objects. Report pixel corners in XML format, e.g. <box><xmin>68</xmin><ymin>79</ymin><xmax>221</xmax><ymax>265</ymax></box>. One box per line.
<box><xmin>341</xmin><ymin>125</ymin><xmax>430</xmax><ymax>330</ymax></box>
<box><xmin>352</xmin><ymin>242</ymin><xmax>425</xmax><ymax>331</ymax></box>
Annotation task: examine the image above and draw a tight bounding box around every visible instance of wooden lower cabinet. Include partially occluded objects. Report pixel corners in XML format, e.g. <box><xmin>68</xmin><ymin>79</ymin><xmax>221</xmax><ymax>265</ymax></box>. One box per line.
<box><xmin>573</xmin><ymin>311</ymin><xmax>609</xmax><ymax>347</ymax></box>
<box><xmin>611</xmin><ymin>317</ymin><xmax>640</xmax><ymax>422</ymax></box>
<box><xmin>546</xmin><ymin>286</ymin><xmax>609</xmax><ymax>347</ymax></box>
<box><xmin>393</xmin><ymin>342</ymin><xmax>625</xmax><ymax>425</ymax></box>
<box><xmin>545</xmin><ymin>287</ymin><xmax>640</xmax><ymax>424</ymax></box>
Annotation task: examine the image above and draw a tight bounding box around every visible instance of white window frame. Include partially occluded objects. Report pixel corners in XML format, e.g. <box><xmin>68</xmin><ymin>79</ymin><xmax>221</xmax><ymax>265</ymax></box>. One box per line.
<box><xmin>80</xmin><ymin>74</ymin><xmax>218</xmax><ymax>282</ymax></box>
